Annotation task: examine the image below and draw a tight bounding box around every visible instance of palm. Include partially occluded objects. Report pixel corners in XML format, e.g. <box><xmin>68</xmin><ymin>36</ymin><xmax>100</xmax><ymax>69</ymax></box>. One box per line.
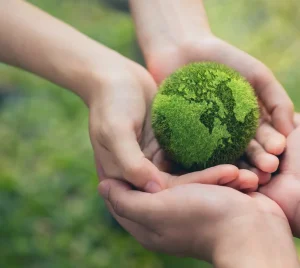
<box><xmin>152</xmin><ymin>185</ymin><xmax>286</xmax><ymax>259</ymax></box>
<box><xmin>101</xmin><ymin>179</ymin><xmax>286</xmax><ymax>260</ymax></box>
<box><xmin>140</xmin><ymin>110</ymin><xmax>179</xmax><ymax>174</ymax></box>
<box><xmin>165</xmin><ymin>183</ymin><xmax>285</xmax><ymax>219</ymax></box>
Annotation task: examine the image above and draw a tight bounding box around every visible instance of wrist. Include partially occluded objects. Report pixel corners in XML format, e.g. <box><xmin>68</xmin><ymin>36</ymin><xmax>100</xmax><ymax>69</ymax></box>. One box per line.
<box><xmin>0</xmin><ymin>0</ymin><xmax>137</xmax><ymax>107</ymax></box>
<box><xmin>81</xmin><ymin>52</ymin><xmax>152</xmax><ymax>108</ymax></box>
<box><xmin>69</xmin><ymin>47</ymin><xmax>136</xmax><ymax>107</ymax></box>
<box><xmin>145</xmin><ymin>33</ymin><xmax>217</xmax><ymax>83</ymax></box>
<box><xmin>211</xmin><ymin>211</ymin><xmax>298</xmax><ymax>268</ymax></box>
<box><xmin>130</xmin><ymin>0</ymin><xmax>213</xmax><ymax>68</ymax></box>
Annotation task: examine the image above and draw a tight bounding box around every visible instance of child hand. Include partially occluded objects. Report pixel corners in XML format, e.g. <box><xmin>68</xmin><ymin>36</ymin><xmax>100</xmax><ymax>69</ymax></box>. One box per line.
<box><xmin>146</xmin><ymin>36</ymin><xmax>291</xmax><ymax>182</ymax></box>
<box><xmin>89</xmin><ymin>56</ymin><xmax>258</xmax><ymax>192</ymax></box>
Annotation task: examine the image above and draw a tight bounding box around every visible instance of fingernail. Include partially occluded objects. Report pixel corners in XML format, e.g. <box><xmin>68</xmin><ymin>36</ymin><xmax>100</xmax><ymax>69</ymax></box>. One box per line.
<box><xmin>99</xmin><ymin>181</ymin><xmax>110</xmax><ymax>199</ymax></box>
<box><xmin>144</xmin><ymin>181</ymin><xmax>162</xmax><ymax>193</ymax></box>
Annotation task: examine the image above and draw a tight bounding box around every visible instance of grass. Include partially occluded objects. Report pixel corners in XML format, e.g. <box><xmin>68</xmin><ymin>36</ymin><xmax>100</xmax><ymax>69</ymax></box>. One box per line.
<box><xmin>0</xmin><ymin>0</ymin><xmax>299</xmax><ymax>267</ymax></box>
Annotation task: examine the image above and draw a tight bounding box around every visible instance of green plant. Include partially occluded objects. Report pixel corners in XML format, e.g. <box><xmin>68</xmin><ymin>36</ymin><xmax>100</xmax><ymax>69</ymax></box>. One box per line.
<box><xmin>152</xmin><ymin>62</ymin><xmax>259</xmax><ymax>171</ymax></box>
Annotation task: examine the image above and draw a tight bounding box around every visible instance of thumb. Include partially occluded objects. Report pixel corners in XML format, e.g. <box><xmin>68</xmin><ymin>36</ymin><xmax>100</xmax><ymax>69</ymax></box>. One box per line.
<box><xmin>107</xmin><ymin>127</ymin><xmax>163</xmax><ymax>192</ymax></box>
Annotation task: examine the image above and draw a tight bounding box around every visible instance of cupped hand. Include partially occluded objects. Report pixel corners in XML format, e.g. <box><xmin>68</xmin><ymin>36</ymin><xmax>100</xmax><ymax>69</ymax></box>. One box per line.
<box><xmin>98</xmin><ymin>177</ymin><xmax>288</xmax><ymax>262</ymax></box>
<box><xmin>260</xmin><ymin>113</ymin><xmax>300</xmax><ymax>237</ymax></box>
<box><xmin>146</xmin><ymin>35</ymin><xmax>293</xmax><ymax>181</ymax></box>
<box><xmin>89</xmin><ymin>56</ymin><xmax>259</xmax><ymax>192</ymax></box>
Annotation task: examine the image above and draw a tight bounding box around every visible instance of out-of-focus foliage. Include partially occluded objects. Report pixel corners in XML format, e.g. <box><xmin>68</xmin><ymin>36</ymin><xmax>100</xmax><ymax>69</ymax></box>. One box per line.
<box><xmin>0</xmin><ymin>0</ymin><xmax>299</xmax><ymax>267</ymax></box>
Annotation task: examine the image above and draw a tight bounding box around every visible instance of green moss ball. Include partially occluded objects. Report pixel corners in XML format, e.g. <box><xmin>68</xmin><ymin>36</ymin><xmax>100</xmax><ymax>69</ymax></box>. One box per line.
<box><xmin>151</xmin><ymin>62</ymin><xmax>259</xmax><ymax>171</ymax></box>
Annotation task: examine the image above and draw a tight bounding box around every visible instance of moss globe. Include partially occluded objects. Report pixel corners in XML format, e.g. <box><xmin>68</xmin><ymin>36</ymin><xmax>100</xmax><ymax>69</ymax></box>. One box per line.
<box><xmin>151</xmin><ymin>62</ymin><xmax>259</xmax><ymax>171</ymax></box>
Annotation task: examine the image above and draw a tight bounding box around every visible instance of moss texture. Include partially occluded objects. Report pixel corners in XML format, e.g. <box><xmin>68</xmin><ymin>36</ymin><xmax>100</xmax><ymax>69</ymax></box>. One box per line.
<box><xmin>152</xmin><ymin>62</ymin><xmax>259</xmax><ymax>171</ymax></box>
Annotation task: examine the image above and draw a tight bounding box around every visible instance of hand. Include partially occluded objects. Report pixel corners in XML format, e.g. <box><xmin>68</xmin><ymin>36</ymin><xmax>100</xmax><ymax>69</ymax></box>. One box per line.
<box><xmin>90</xmin><ymin>55</ymin><xmax>261</xmax><ymax>193</ymax></box>
<box><xmin>146</xmin><ymin>35</ymin><xmax>292</xmax><ymax>180</ymax></box>
<box><xmin>0</xmin><ymin>0</ymin><xmax>260</xmax><ymax>192</ymax></box>
<box><xmin>98</xmin><ymin>178</ymin><xmax>299</xmax><ymax>267</ymax></box>
<box><xmin>260</xmin><ymin>113</ymin><xmax>300</xmax><ymax>237</ymax></box>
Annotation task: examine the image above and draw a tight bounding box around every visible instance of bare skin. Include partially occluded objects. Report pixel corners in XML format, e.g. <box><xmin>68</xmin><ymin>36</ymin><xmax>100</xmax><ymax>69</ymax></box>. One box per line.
<box><xmin>98</xmin><ymin>177</ymin><xmax>300</xmax><ymax>268</ymax></box>
<box><xmin>260</xmin><ymin>114</ymin><xmax>300</xmax><ymax>237</ymax></box>
<box><xmin>129</xmin><ymin>0</ymin><xmax>293</xmax><ymax>182</ymax></box>
<box><xmin>2</xmin><ymin>2</ymin><xmax>300</xmax><ymax>266</ymax></box>
<box><xmin>0</xmin><ymin>0</ymin><xmax>261</xmax><ymax>192</ymax></box>
<box><xmin>99</xmin><ymin>116</ymin><xmax>300</xmax><ymax>266</ymax></box>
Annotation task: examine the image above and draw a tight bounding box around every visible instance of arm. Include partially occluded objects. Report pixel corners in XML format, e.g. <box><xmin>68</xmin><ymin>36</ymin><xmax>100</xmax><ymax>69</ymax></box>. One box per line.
<box><xmin>0</xmin><ymin>0</ymin><xmax>256</xmax><ymax>192</ymax></box>
<box><xmin>0</xmin><ymin>0</ymin><xmax>160</xmax><ymax>189</ymax></box>
<box><xmin>0</xmin><ymin>0</ymin><xmax>125</xmax><ymax>105</ymax></box>
<box><xmin>129</xmin><ymin>0</ymin><xmax>210</xmax><ymax>61</ymax></box>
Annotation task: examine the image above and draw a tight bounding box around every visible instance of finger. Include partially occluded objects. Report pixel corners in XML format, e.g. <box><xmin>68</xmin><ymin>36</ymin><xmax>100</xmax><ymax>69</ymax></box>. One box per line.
<box><xmin>248</xmin><ymin>192</ymin><xmax>284</xmax><ymax>214</ymax></box>
<box><xmin>100</xmin><ymin>123</ymin><xmax>162</xmax><ymax>192</ymax></box>
<box><xmin>98</xmin><ymin>179</ymin><xmax>163</xmax><ymax>226</ymax></box>
<box><xmin>104</xmin><ymin>200</ymin><xmax>157</xmax><ymax>247</ymax></box>
<box><xmin>205</xmin><ymin>41</ymin><xmax>294</xmax><ymax>136</ymax></box>
<box><xmin>225</xmin><ymin>169</ymin><xmax>258</xmax><ymax>192</ymax></box>
<box><xmin>294</xmin><ymin>113</ymin><xmax>300</xmax><ymax>127</ymax></box>
<box><xmin>151</xmin><ymin>149</ymin><xmax>173</xmax><ymax>173</ymax></box>
<box><xmin>246</xmin><ymin>139</ymin><xmax>279</xmax><ymax>173</ymax></box>
<box><xmin>141</xmin><ymin>109</ymin><xmax>173</xmax><ymax>173</ymax></box>
<box><xmin>253</xmin><ymin>71</ymin><xmax>294</xmax><ymax>136</ymax></box>
<box><xmin>255</xmin><ymin>122</ymin><xmax>286</xmax><ymax>155</ymax></box>
<box><xmin>93</xmin><ymin>145</ymin><xmax>121</xmax><ymax>180</ymax></box>
<box><xmin>167</xmin><ymin>164</ymin><xmax>239</xmax><ymax>188</ymax></box>
<box><xmin>238</xmin><ymin>160</ymin><xmax>271</xmax><ymax>185</ymax></box>
<box><xmin>279</xmin><ymin>126</ymin><xmax>300</xmax><ymax>174</ymax></box>
<box><xmin>248</xmin><ymin>192</ymin><xmax>269</xmax><ymax>201</ymax></box>
<box><xmin>259</xmin><ymin>175</ymin><xmax>300</xmax><ymax>225</ymax></box>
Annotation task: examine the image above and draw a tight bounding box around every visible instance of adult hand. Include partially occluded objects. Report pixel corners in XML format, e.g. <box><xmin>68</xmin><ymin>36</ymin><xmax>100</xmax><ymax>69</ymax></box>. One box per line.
<box><xmin>98</xmin><ymin>178</ymin><xmax>299</xmax><ymax>267</ymax></box>
<box><xmin>260</xmin><ymin>113</ymin><xmax>300</xmax><ymax>237</ymax></box>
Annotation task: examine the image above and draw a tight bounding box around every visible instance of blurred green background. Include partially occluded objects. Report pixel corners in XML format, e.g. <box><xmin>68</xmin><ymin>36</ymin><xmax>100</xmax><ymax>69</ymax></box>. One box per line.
<box><xmin>0</xmin><ymin>0</ymin><xmax>299</xmax><ymax>267</ymax></box>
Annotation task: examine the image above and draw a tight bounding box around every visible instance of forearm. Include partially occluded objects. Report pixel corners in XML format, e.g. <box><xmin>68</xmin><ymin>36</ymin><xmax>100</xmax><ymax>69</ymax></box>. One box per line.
<box><xmin>0</xmin><ymin>0</ymin><xmax>126</xmax><ymax>105</ymax></box>
<box><xmin>213</xmin><ymin>215</ymin><xmax>299</xmax><ymax>268</ymax></box>
<box><xmin>129</xmin><ymin>0</ymin><xmax>211</xmax><ymax>62</ymax></box>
